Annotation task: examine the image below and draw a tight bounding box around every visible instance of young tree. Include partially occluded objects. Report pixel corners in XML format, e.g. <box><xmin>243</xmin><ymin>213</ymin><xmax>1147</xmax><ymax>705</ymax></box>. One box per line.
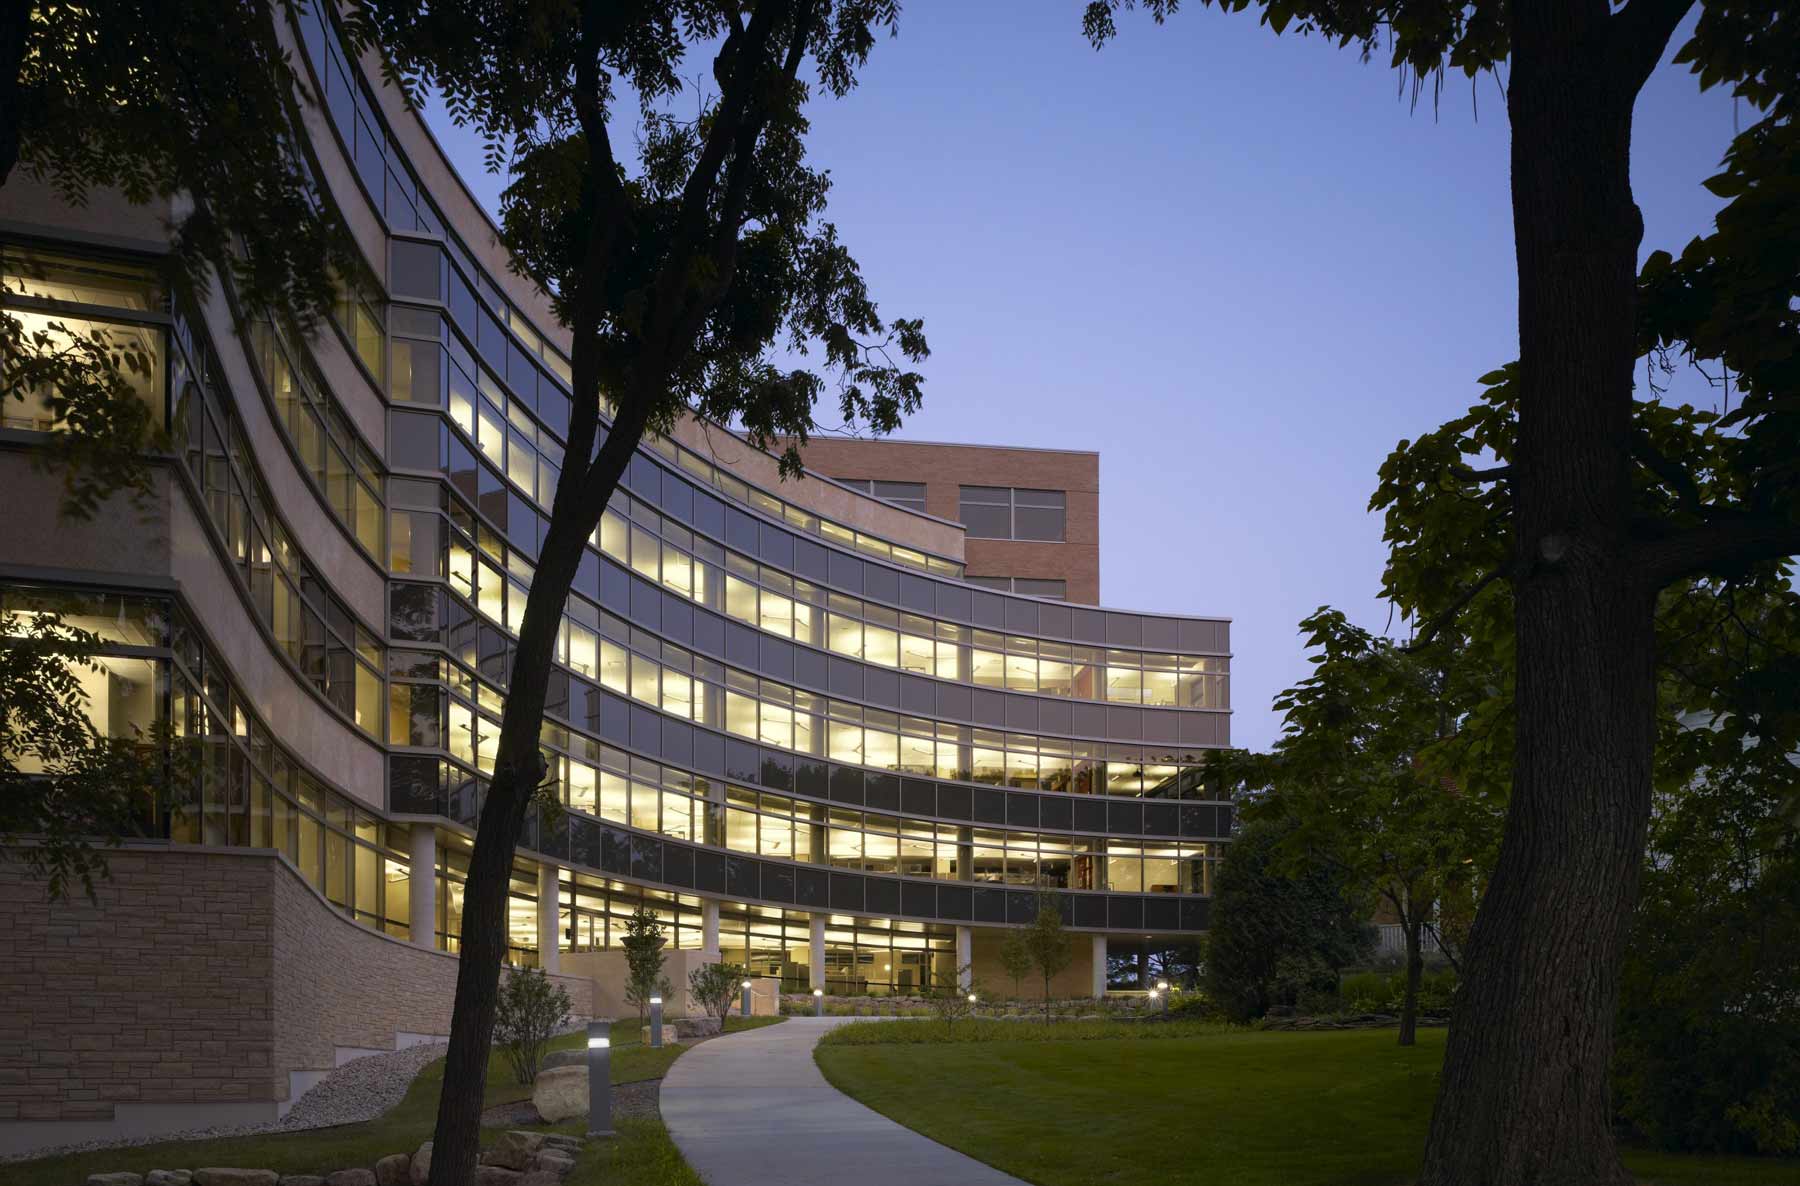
<box><xmin>688</xmin><ymin>960</ymin><xmax>749</xmax><ymax>1025</ymax></box>
<box><xmin>926</xmin><ymin>963</ymin><xmax>979</xmax><ymax>1030</ymax></box>
<box><xmin>620</xmin><ymin>906</ymin><xmax>671</xmax><ymax>1028</ymax></box>
<box><xmin>1250</xmin><ymin>609</ymin><xmax>1505</xmax><ymax>1045</ymax></box>
<box><xmin>996</xmin><ymin>927</ymin><xmax>1033</xmax><ymax>1000</ymax></box>
<box><xmin>1088</xmin><ymin>4</ymin><xmax>1797</xmax><ymax>1180</ymax></box>
<box><xmin>492</xmin><ymin>965</ymin><xmax>572</xmax><ymax>1086</ymax></box>
<box><xmin>1021</xmin><ymin>889</ymin><xmax>1073</xmax><ymax>1024</ymax></box>
<box><xmin>340</xmin><ymin>8</ymin><xmax>928</xmax><ymax>1183</ymax></box>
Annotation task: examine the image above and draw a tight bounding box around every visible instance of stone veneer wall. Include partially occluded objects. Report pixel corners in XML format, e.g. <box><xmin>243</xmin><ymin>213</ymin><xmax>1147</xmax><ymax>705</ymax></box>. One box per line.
<box><xmin>0</xmin><ymin>846</ymin><xmax>593</xmax><ymax>1133</ymax></box>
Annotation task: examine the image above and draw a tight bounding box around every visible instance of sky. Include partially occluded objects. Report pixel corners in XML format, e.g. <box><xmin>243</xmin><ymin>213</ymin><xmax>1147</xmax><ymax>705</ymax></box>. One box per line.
<box><xmin>421</xmin><ymin>3</ymin><xmax>1739</xmax><ymax>753</ymax></box>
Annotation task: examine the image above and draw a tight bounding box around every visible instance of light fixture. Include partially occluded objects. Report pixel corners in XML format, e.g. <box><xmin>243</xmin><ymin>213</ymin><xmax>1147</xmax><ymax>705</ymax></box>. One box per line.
<box><xmin>967</xmin><ymin>993</ymin><xmax>978</xmax><ymax>1004</ymax></box>
<box><xmin>587</xmin><ymin>1035</ymin><xmax>610</xmax><ymax>1050</ymax></box>
<box><xmin>649</xmin><ymin>996</ymin><xmax>662</xmax><ymax>1005</ymax></box>
<box><xmin>742</xmin><ymin>979</ymin><xmax>753</xmax><ymax>988</ymax></box>
<box><xmin>1156</xmin><ymin>980</ymin><xmax>1169</xmax><ymax>991</ymax></box>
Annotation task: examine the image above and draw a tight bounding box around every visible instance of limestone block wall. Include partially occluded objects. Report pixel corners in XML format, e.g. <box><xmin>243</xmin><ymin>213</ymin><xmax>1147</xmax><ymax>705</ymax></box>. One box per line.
<box><xmin>969</xmin><ymin>928</ymin><xmax>1099</xmax><ymax>1001</ymax></box>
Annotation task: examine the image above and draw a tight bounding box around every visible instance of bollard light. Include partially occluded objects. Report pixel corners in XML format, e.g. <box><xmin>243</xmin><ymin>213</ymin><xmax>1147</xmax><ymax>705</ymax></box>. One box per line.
<box><xmin>586</xmin><ymin>1021</ymin><xmax>614</xmax><ymax>1138</ymax></box>
<box><xmin>649</xmin><ymin>995</ymin><xmax>664</xmax><ymax>1048</ymax></box>
<box><xmin>967</xmin><ymin>993</ymin><xmax>977</xmax><ymax>1003</ymax></box>
<box><xmin>813</xmin><ymin>987</ymin><xmax>824</xmax><ymax>1016</ymax></box>
<box><xmin>740</xmin><ymin>979</ymin><xmax>753</xmax><ymax>1017</ymax></box>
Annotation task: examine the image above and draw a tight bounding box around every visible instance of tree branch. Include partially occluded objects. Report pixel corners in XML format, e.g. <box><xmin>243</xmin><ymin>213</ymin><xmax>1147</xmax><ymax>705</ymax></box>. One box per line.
<box><xmin>1631</xmin><ymin>430</ymin><xmax>1704</xmax><ymax>515</ymax></box>
<box><xmin>1608</xmin><ymin>0</ymin><xmax>1697</xmax><ymax>93</ymax></box>
<box><xmin>1638</xmin><ymin>516</ymin><xmax>1800</xmax><ymax>587</ymax></box>
<box><xmin>1400</xmin><ymin>567</ymin><xmax>1506</xmax><ymax>654</ymax></box>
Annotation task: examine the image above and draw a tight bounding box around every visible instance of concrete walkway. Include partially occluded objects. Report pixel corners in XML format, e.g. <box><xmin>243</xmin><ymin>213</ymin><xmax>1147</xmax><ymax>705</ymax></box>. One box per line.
<box><xmin>660</xmin><ymin>1017</ymin><xmax>1027</xmax><ymax>1186</ymax></box>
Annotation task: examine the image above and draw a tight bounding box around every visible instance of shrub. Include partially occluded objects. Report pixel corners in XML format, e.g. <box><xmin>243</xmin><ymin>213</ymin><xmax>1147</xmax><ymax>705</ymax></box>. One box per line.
<box><xmin>925</xmin><ymin>964</ymin><xmax>979</xmax><ymax>1029</ymax></box>
<box><xmin>493</xmin><ymin>966</ymin><xmax>571</xmax><ymax>1085</ymax></box>
<box><xmin>1339</xmin><ymin>968</ymin><xmax>1459</xmax><ymax>1014</ymax></box>
<box><xmin>688</xmin><ymin>960</ymin><xmax>747</xmax><ymax>1022</ymax></box>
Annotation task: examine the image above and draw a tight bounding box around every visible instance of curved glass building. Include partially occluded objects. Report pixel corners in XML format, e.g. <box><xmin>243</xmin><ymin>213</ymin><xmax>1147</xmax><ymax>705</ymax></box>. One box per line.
<box><xmin>0</xmin><ymin>6</ymin><xmax>1230</xmax><ymax>1150</ymax></box>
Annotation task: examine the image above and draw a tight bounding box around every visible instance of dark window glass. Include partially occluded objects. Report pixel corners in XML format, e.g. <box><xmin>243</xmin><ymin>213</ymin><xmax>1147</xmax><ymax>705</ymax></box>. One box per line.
<box><xmin>1014</xmin><ymin>488</ymin><xmax>1065</xmax><ymax>541</ymax></box>
<box><xmin>389</xmin><ymin>410</ymin><xmax>440</xmax><ymax>471</ymax></box>
<box><xmin>390</xmin><ymin>239</ymin><xmax>442</xmax><ymax>300</ymax></box>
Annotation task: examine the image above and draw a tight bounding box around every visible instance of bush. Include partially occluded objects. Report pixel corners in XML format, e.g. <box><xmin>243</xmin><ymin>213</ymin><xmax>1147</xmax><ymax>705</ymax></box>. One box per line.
<box><xmin>1338</xmin><ymin>968</ymin><xmax>1459</xmax><ymax>1014</ymax></box>
<box><xmin>493</xmin><ymin>966</ymin><xmax>571</xmax><ymax>1085</ymax></box>
<box><xmin>688</xmin><ymin>960</ymin><xmax>747</xmax><ymax>1022</ymax></box>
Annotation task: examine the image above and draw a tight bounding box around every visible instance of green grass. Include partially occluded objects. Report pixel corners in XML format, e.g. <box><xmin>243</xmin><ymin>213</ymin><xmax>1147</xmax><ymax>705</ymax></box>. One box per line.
<box><xmin>5</xmin><ymin>1015</ymin><xmax>782</xmax><ymax>1186</ymax></box>
<box><xmin>563</xmin><ymin>1116</ymin><xmax>703</xmax><ymax>1186</ymax></box>
<box><xmin>818</xmin><ymin>1017</ymin><xmax>1235</xmax><ymax>1045</ymax></box>
<box><xmin>815</xmin><ymin>1025</ymin><xmax>1800</xmax><ymax>1186</ymax></box>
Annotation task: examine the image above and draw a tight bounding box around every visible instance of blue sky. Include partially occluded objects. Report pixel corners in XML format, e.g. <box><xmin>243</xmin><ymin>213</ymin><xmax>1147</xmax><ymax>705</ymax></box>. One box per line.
<box><xmin>423</xmin><ymin>4</ymin><xmax>1737</xmax><ymax>751</ymax></box>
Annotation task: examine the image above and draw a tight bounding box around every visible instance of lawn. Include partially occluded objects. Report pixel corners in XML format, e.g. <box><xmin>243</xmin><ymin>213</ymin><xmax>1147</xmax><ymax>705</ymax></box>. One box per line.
<box><xmin>6</xmin><ymin>1015</ymin><xmax>781</xmax><ymax>1186</ymax></box>
<box><xmin>814</xmin><ymin>1024</ymin><xmax>1800</xmax><ymax>1186</ymax></box>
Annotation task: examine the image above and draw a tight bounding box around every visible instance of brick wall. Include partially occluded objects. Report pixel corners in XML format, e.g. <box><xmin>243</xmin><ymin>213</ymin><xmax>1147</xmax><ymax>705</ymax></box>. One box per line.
<box><xmin>0</xmin><ymin>847</ymin><xmax>594</xmax><ymax>1125</ymax></box>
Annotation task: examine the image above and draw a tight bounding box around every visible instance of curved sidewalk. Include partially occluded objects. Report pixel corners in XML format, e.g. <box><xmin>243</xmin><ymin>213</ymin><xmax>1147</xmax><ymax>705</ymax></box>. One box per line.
<box><xmin>660</xmin><ymin>1017</ymin><xmax>1027</xmax><ymax>1186</ymax></box>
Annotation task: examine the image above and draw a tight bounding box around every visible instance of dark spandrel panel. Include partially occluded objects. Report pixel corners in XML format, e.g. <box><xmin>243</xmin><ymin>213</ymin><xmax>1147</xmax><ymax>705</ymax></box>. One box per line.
<box><xmin>663</xmin><ymin>844</ymin><xmax>694</xmax><ymax>888</ymax></box>
<box><xmin>902</xmin><ymin>881</ymin><xmax>935</xmax><ymax>920</ymax></box>
<box><xmin>389</xmin><ymin>409</ymin><xmax>441</xmax><ymax>470</ymax></box>
<box><xmin>478</xmin><ymin>460</ymin><xmax>507</xmax><ymax>528</ymax></box>
<box><xmin>630</xmin><ymin>834</ymin><xmax>663</xmax><ymax>882</ymax></box>
<box><xmin>725</xmin><ymin>739</ymin><xmax>760</xmax><ymax>783</ymax></box>
<box><xmin>694</xmin><ymin>488</ymin><xmax>725</xmax><ymax>541</ymax></box>
<box><xmin>390</xmin><ymin>238</ymin><xmax>444</xmax><ymax>299</ymax></box>
<box><xmin>1039</xmin><ymin>699</ymin><xmax>1072</xmax><ymax>736</ymax></box>
<box><xmin>1005</xmin><ymin>598</ymin><xmax>1039</xmax><ymax>635</ymax></box>
<box><xmin>899</xmin><ymin>674</ymin><xmax>935</xmax><ymax>716</ymax></box>
<box><xmin>1073</xmin><ymin>894</ymin><xmax>1107</xmax><ymax>928</ymax></box>
<box><xmin>1039</xmin><ymin>795</ymin><xmax>1072</xmax><ymax>832</ymax></box>
<box><xmin>661</xmin><ymin>474</ymin><xmax>693</xmax><ymax>524</ymax></box>
<box><xmin>1179</xmin><ymin>619</ymin><xmax>1226</xmax><ymax>654</ymax></box>
<box><xmin>760</xmin><ymin>524</ymin><xmax>795</xmax><ymax>572</ymax></box>
<box><xmin>972</xmin><ymin>886</ymin><xmax>1007</xmax><ymax>923</ymax></box>
<box><xmin>1006</xmin><ymin>794</ymin><xmax>1040</xmax><ymax>828</ymax></box>
<box><xmin>693</xmin><ymin>608</ymin><xmax>725</xmax><ymax>658</ymax></box>
<box><xmin>971</xmin><ymin>689</ymin><xmax>1006</xmax><ymax>727</ymax></box>
<box><xmin>901</xmin><ymin>778</ymin><xmax>935</xmax><ymax>818</ymax></box>
<box><xmin>794</xmin><ymin>537</ymin><xmax>829</xmax><ymax>583</ymax></box>
<box><xmin>1180</xmin><ymin>897</ymin><xmax>1212</xmax><ymax>932</ymax></box>
<box><xmin>388</xmin><ymin>755</ymin><xmax>442</xmax><ymax>813</ymax></box>
<box><xmin>864</xmin><ymin>564</ymin><xmax>899</xmax><ymax>607</ymax></box>
<box><xmin>760</xmin><ymin>635</ymin><xmax>795</xmax><ymax>682</ymax></box>
<box><xmin>725</xmin><ymin>855</ymin><xmax>759</xmax><ymax>899</ymax></box>
<box><xmin>972</xmin><ymin>787</ymin><xmax>1006</xmax><ymax>825</ymax></box>
<box><xmin>1144</xmin><ymin>896</ymin><xmax>1181</xmax><ymax>934</ymax></box>
<box><xmin>600</xmin><ymin>559</ymin><xmax>629</xmax><ymax>615</ymax></box>
<box><xmin>1108</xmin><ymin>896</ymin><xmax>1145</xmax><ymax>931</ymax></box>
<box><xmin>830</xmin><ymin>764</ymin><xmax>865</xmax><ymax>805</ymax></box>
<box><xmin>865</xmin><ymin>877</ymin><xmax>900</xmax><ymax>916</ymax></box>
<box><xmin>830</xmin><ymin>872</ymin><xmax>865</xmax><ymax>912</ymax></box>
<box><xmin>1141</xmin><ymin>616</ymin><xmax>1179</xmax><ymax>651</ymax></box>
<box><xmin>761</xmin><ymin>861</ymin><xmax>795</xmax><ymax>903</ymax></box>
<box><xmin>448</xmin><ymin>436</ymin><xmax>478</xmax><ymax>501</ymax></box>
<box><xmin>935</xmin><ymin>582</ymin><xmax>970</xmax><ymax>622</ymax></box>
<box><xmin>796</xmin><ymin>866</ymin><xmax>828</xmax><ymax>907</ymax></box>
<box><xmin>760</xmin><ymin>749</ymin><xmax>793</xmax><ymax>792</ymax></box>
<box><xmin>797</xmin><ymin>758</ymin><xmax>829</xmax><ymax>800</ymax></box>
<box><xmin>1179</xmin><ymin>802</ymin><xmax>1215</xmax><ymax>838</ymax></box>
<box><xmin>937</xmin><ymin>783</ymin><xmax>971</xmax><ymax>821</ymax></box>
<box><xmin>901</xmin><ymin>573</ymin><xmax>935</xmax><ymax>613</ymax></box>
<box><xmin>570</xmin><ymin>815</ymin><xmax>600</xmax><ymax>868</ymax></box>
<box><xmin>694</xmin><ymin>849</ymin><xmax>726</xmax><ymax>894</ymax></box>
<box><xmin>865</xmin><ymin>772</ymin><xmax>900</xmax><ymax>813</ymax></box>
<box><xmin>936</xmin><ymin>682</ymin><xmax>971</xmax><ymax>722</ymax></box>
<box><xmin>1106</xmin><ymin>614</ymin><xmax>1143</xmax><ymax>648</ymax></box>
<box><xmin>628</xmin><ymin>704</ymin><xmax>659</xmax><ymax>753</ymax></box>
<box><xmin>1072</xmin><ymin>702</ymin><xmax>1108</xmax><ymax>739</ymax></box>
<box><xmin>662</xmin><ymin>596</ymin><xmax>693</xmax><ymax>647</ymax></box>
<box><xmin>511</xmin><ymin>492</ymin><xmax>539</xmax><ymax>551</ymax></box>
<box><xmin>725</xmin><ymin>621</ymin><xmax>758</xmax><ymax>668</ymax></box>
<box><xmin>1072</xmin><ymin>798</ymin><xmax>1107</xmax><ymax>834</ymax></box>
<box><xmin>1070</xmin><ymin>607</ymin><xmax>1106</xmax><ymax>644</ymax></box>
<box><xmin>1107</xmin><ymin>706</ymin><xmax>1144</xmax><ymax>741</ymax></box>
<box><xmin>828</xmin><ymin>550</ymin><xmax>863</xmax><ymax>595</ymax></box>
<box><xmin>828</xmin><ymin>656</ymin><xmax>863</xmax><ymax>699</ymax></box>
<box><xmin>1219</xmin><ymin>802</ymin><xmax>1235</xmax><ymax>834</ymax></box>
<box><xmin>601</xmin><ymin>825</ymin><xmax>631</xmax><ymax>875</ymax></box>
<box><xmin>725</xmin><ymin>507</ymin><xmax>758</xmax><ymax>554</ymax></box>
<box><xmin>970</xmin><ymin>590</ymin><xmax>1005</xmax><ymax>630</ymax></box>
<box><xmin>1038</xmin><ymin>603</ymin><xmax>1071</xmax><ymax>637</ymax></box>
<box><xmin>693</xmin><ymin>729</ymin><xmax>724</xmax><ymax>776</ymax></box>
<box><xmin>1143</xmin><ymin>801</ymin><xmax>1179</xmax><ymax>836</ymax></box>
<box><xmin>1108</xmin><ymin>801</ymin><xmax>1144</xmax><ymax>835</ymax></box>
<box><xmin>864</xmin><ymin>666</ymin><xmax>899</xmax><ymax>708</ymax></box>
<box><xmin>1006</xmin><ymin>890</ymin><xmax>1035</xmax><ymax>924</ymax></box>
<box><xmin>576</xmin><ymin>550</ymin><xmax>600</xmax><ymax>602</ymax></box>
<box><xmin>598</xmin><ymin>692</ymin><xmax>629</xmax><ymax>746</ymax></box>
<box><xmin>1005</xmin><ymin>695</ymin><xmax>1038</xmax><ymax>732</ymax></box>
<box><xmin>794</xmin><ymin>646</ymin><xmax>828</xmax><ymax>692</ymax></box>
<box><xmin>937</xmin><ymin>884</ymin><xmax>972</xmax><ymax>921</ymax></box>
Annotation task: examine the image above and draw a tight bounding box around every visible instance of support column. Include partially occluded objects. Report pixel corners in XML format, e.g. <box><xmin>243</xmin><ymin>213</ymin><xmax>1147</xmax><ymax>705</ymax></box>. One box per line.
<box><xmin>408</xmin><ymin>824</ymin><xmax>437</xmax><ymax>950</ymax></box>
<box><xmin>1091</xmin><ymin>934</ymin><xmax>1108</xmax><ymax>999</ymax></box>
<box><xmin>809</xmin><ymin>915</ymin><xmax>826</xmax><ymax>991</ymax></box>
<box><xmin>955</xmin><ymin>926</ymin><xmax>973</xmax><ymax>991</ymax></box>
<box><xmin>537</xmin><ymin>861</ymin><xmax>561</xmax><ymax>976</ymax></box>
<box><xmin>702</xmin><ymin>898</ymin><xmax>721</xmax><ymax>956</ymax></box>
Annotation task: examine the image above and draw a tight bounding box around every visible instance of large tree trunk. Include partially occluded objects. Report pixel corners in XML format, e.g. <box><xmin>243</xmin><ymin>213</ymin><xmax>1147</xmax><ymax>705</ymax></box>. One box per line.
<box><xmin>1419</xmin><ymin>5</ymin><xmax>1659</xmax><ymax>1184</ymax></box>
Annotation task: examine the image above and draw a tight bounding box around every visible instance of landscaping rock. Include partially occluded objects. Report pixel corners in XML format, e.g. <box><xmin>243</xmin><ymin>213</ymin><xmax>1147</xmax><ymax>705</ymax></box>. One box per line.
<box><xmin>277</xmin><ymin>1177</ymin><xmax>324</xmax><ymax>1186</ymax></box>
<box><xmin>474</xmin><ymin>1167</ymin><xmax>519</xmax><ymax>1186</ymax></box>
<box><xmin>482</xmin><ymin>1130</ymin><xmax>548</xmax><ymax>1170</ymax></box>
<box><xmin>530</xmin><ymin>1066</ymin><xmax>587</xmax><ymax>1124</ymax></box>
<box><xmin>517</xmin><ymin>1174</ymin><xmax>563</xmax><ymax>1186</ymax></box>
<box><xmin>195</xmin><ymin>1172</ymin><xmax>280</xmax><ymax>1186</ymax></box>
<box><xmin>529</xmin><ymin>1150</ymin><xmax>575</xmax><ymax>1177</ymax></box>
<box><xmin>146</xmin><ymin>1173</ymin><xmax>194</xmax><ymax>1186</ymax></box>
<box><xmin>539</xmin><ymin>1135</ymin><xmax>582</xmax><ymax>1153</ymax></box>
<box><xmin>325</xmin><ymin>1170</ymin><xmax>376</xmax><ymax>1186</ymax></box>
<box><xmin>373</xmin><ymin>1153</ymin><xmax>410</xmax><ymax>1186</ymax></box>
<box><xmin>85</xmin><ymin>1174</ymin><xmax>144</xmax><ymax>1186</ymax></box>
<box><xmin>408</xmin><ymin>1143</ymin><xmax>432</xmax><ymax>1186</ymax></box>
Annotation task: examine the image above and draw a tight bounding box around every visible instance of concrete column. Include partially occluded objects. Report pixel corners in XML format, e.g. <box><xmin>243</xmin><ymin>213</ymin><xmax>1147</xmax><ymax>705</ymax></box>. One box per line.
<box><xmin>701</xmin><ymin>898</ymin><xmax>721</xmax><ymax>955</ymax></box>
<box><xmin>538</xmin><ymin>861</ymin><xmax>561</xmax><ymax>975</ymax></box>
<box><xmin>809</xmin><ymin>915</ymin><xmax>826</xmax><ymax>991</ymax></box>
<box><xmin>1091</xmin><ymin>934</ymin><xmax>1108</xmax><ymax>999</ymax></box>
<box><xmin>955</xmin><ymin>926</ymin><xmax>973</xmax><ymax>992</ymax></box>
<box><xmin>408</xmin><ymin>824</ymin><xmax>437</xmax><ymax>949</ymax></box>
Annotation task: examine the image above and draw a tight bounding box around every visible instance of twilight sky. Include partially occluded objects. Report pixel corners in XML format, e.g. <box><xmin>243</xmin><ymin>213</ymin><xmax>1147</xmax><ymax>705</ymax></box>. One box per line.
<box><xmin>422</xmin><ymin>3</ymin><xmax>1737</xmax><ymax>752</ymax></box>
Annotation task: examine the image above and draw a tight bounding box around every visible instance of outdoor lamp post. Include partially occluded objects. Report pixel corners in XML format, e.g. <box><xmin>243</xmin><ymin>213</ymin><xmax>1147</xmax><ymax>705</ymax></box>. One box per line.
<box><xmin>813</xmin><ymin>987</ymin><xmax>824</xmax><ymax>1016</ymax></box>
<box><xmin>1156</xmin><ymin>981</ymin><xmax>1170</xmax><ymax>1014</ymax></box>
<box><xmin>740</xmin><ymin>979</ymin><xmax>753</xmax><ymax>1017</ymax></box>
<box><xmin>1147</xmin><ymin>988</ymin><xmax>1161</xmax><ymax>1013</ymax></box>
<box><xmin>649</xmin><ymin>995</ymin><xmax>664</xmax><ymax>1048</ymax></box>
<box><xmin>586</xmin><ymin>1021</ymin><xmax>614</xmax><ymax>1138</ymax></box>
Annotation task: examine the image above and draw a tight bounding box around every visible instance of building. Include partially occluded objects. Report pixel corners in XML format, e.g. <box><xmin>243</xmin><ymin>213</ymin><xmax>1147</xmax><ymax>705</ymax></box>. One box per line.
<box><xmin>0</xmin><ymin>5</ymin><xmax>1231</xmax><ymax>1153</ymax></box>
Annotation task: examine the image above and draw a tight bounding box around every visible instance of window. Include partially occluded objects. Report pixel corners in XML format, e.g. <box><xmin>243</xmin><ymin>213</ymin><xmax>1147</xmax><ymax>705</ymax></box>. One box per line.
<box><xmin>958</xmin><ymin>487</ymin><xmax>1065</xmax><ymax>541</ymax></box>
<box><xmin>836</xmin><ymin>478</ymin><xmax>927</xmax><ymax>514</ymax></box>
<box><xmin>964</xmin><ymin>576</ymin><xmax>1067</xmax><ymax>600</ymax></box>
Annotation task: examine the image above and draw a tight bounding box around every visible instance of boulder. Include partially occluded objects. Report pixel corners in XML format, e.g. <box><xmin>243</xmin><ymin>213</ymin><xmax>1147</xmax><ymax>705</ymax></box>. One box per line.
<box><xmin>529</xmin><ymin>1150</ymin><xmax>575</xmax><ymax>1177</ymax></box>
<box><xmin>530</xmin><ymin>1066</ymin><xmax>588</xmax><ymax>1124</ymax></box>
<box><xmin>325</xmin><ymin>1172</ymin><xmax>376</xmax><ymax>1186</ymax></box>
<box><xmin>539</xmin><ymin>1135</ymin><xmax>582</xmax><ymax>1153</ymax></box>
<box><xmin>408</xmin><ymin>1144</ymin><xmax>432</xmax><ymax>1186</ymax></box>
<box><xmin>474</xmin><ymin>1168</ymin><xmax>519</xmax><ymax>1186</ymax></box>
<box><xmin>482</xmin><ymin>1131</ymin><xmax>548</xmax><ymax>1171</ymax></box>
<box><xmin>147</xmin><ymin>1173</ymin><xmax>194</xmax><ymax>1186</ymax></box>
<box><xmin>85</xmin><ymin>1175</ymin><xmax>143</xmax><ymax>1186</ymax></box>
<box><xmin>195</xmin><ymin>1172</ymin><xmax>280</xmax><ymax>1186</ymax></box>
<box><xmin>373</xmin><ymin>1154</ymin><xmax>410</xmax><ymax>1186</ymax></box>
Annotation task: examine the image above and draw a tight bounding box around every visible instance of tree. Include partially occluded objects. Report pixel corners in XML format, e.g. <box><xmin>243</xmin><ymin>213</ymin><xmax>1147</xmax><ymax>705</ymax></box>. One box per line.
<box><xmin>996</xmin><ymin>927</ymin><xmax>1033</xmax><ymax>1000</ymax></box>
<box><xmin>620</xmin><ymin>906</ymin><xmax>671</xmax><ymax>1028</ymax></box>
<box><xmin>1202</xmin><ymin>818</ymin><xmax>1372</xmax><ymax>1024</ymax></box>
<box><xmin>1088</xmin><ymin>4</ymin><xmax>1797</xmax><ymax>1180</ymax></box>
<box><xmin>925</xmin><ymin>963</ymin><xmax>979</xmax><ymax>1030</ymax></box>
<box><xmin>688</xmin><ymin>960</ymin><xmax>749</xmax><ymax>1025</ymax></box>
<box><xmin>493</xmin><ymin>965</ymin><xmax>572</xmax><ymax>1086</ymax></box>
<box><xmin>1249</xmin><ymin>609</ymin><xmax>1506</xmax><ymax>1045</ymax></box>
<box><xmin>338</xmin><ymin>6</ymin><xmax>928</xmax><ymax>1183</ymax></box>
<box><xmin>1021</xmin><ymin>889</ymin><xmax>1073</xmax><ymax>1024</ymax></box>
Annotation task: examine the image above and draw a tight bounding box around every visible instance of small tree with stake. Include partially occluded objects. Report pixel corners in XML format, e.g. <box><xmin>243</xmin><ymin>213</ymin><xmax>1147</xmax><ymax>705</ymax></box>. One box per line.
<box><xmin>926</xmin><ymin>963</ymin><xmax>979</xmax><ymax>1030</ymax></box>
<box><xmin>1022</xmin><ymin>889</ymin><xmax>1073</xmax><ymax>1025</ymax></box>
<box><xmin>621</xmin><ymin>906</ymin><xmax>671</xmax><ymax>1028</ymax></box>
<box><xmin>997</xmin><ymin>927</ymin><xmax>1033</xmax><ymax>1001</ymax></box>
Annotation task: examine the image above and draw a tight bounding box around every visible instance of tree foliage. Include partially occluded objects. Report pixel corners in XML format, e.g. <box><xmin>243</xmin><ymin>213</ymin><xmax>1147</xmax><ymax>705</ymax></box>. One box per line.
<box><xmin>688</xmin><ymin>960</ymin><xmax>749</xmax><ymax>1023</ymax></box>
<box><xmin>1022</xmin><ymin>888</ymin><xmax>1073</xmax><ymax>1023</ymax></box>
<box><xmin>493</xmin><ymin>965</ymin><xmax>572</xmax><ymax>1086</ymax></box>
<box><xmin>620</xmin><ymin>905</ymin><xmax>672</xmax><ymax>1026</ymax></box>
<box><xmin>996</xmin><ymin>926</ymin><xmax>1033</xmax><ymax>999</ymax></box>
